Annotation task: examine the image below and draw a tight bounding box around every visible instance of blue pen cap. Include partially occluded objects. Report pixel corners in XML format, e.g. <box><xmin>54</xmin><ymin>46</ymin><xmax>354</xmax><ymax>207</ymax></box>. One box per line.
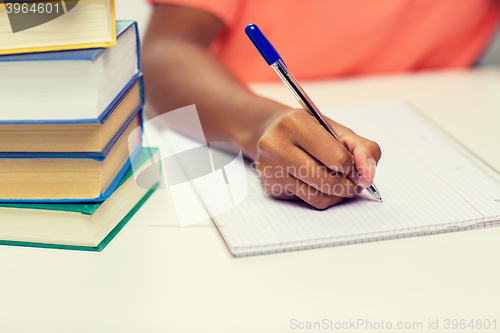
<box><xmin>245</xmin><ymin>24</ymin><xmax>281</xmax><ymax>66</ymax></box>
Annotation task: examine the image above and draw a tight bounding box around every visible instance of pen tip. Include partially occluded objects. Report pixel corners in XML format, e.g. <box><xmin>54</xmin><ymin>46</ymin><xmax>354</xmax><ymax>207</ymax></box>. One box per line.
<box><xmin>367</xmin><ymin>185</ymin><xmax>383</xmax><ymax>203</ymax></box>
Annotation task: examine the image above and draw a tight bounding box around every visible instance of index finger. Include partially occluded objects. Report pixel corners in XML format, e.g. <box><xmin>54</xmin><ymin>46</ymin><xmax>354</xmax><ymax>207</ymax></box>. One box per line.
<box><xmin>288</xmin><ymin>111</ymin><xmax>356</xmax><ymax>176</ymax></box>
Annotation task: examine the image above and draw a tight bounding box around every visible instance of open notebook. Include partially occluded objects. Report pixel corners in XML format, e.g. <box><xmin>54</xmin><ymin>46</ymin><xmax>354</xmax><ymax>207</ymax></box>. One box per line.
<box><xmin>163</xmin><ymin>102</ymin><xmax>500</xmax><ymax>257</ymax></box>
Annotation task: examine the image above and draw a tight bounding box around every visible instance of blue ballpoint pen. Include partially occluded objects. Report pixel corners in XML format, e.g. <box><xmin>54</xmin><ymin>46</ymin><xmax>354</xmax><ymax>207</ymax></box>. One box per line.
<box><xmin>245</xmin><ymin>24</ymin><xmax>383</xmax><ymax>202</ymax></box>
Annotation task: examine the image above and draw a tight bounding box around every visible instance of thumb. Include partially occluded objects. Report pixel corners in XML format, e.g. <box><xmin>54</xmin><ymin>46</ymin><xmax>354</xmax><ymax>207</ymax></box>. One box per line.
<box><xmin>327</xmin><ymin>119</ymin><xmax>382</xmax><ymax>188</ymax></box>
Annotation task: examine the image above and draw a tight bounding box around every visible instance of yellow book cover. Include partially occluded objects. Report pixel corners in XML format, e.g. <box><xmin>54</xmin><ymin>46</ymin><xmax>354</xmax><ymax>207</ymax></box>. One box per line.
<box><xmin>0</xmin><ymin>0</ymin><xmax>116</xmax><ymax>55</ymax></box>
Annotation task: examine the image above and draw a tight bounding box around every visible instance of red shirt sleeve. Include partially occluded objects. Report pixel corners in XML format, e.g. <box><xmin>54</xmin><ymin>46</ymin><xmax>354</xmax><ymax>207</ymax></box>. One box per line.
<box><xmin>148</xmin><ymin>0</ymin><xmax>242</xmax><ymax>27</ymax></box>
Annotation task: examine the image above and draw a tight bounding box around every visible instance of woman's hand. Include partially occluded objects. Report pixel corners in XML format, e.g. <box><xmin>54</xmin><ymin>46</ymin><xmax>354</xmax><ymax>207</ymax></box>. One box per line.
<box><xmin>251</xmin><ymin>109</ymin><xmax>382</xmax><ymax>209</ymax></box>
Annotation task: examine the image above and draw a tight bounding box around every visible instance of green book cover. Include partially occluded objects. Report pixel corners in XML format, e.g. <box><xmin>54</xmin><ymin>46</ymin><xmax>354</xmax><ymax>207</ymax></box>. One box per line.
<box><xmin>0</xmin><ymin>147</ymin><xmax>160</xmax><ymax>252</ymax></box>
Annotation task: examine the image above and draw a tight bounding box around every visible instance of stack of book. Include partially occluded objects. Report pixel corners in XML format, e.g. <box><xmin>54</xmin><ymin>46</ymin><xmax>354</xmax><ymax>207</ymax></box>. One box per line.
<box><xmin>0</xmin><ymin>6</ymin><xmax>159</xmax><ymax>251</ymax></box>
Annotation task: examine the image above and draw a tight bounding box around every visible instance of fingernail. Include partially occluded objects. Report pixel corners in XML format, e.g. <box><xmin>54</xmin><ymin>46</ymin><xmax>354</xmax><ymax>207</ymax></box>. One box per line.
<box><xmin>354</xmin><ymin>173</ymin><xmax>370</xmax><ymax>188</ymax></box>
<box><xmin>357</xmin><ymin>158</ymin><xmax>377</xmax><ymax>188</ymax></box>
<box><xmin>367</xmin><ymin>157</ymin><xmax>377</xmax><ymax>178</ymax></box>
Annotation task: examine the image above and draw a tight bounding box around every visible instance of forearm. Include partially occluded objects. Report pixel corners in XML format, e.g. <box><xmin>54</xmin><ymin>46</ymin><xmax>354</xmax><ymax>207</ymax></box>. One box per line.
<box><xmin>142</xmin><ymin>38</ymin><xmax>291</xmax><ymax>159</ymax></box>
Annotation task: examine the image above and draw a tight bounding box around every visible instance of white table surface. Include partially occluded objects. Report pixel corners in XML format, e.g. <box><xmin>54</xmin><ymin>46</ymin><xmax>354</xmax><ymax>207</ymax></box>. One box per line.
<box><xmin>2</xmin><ymin>68</ymin><xmax>500</xmax><ymax>333</ymax></box>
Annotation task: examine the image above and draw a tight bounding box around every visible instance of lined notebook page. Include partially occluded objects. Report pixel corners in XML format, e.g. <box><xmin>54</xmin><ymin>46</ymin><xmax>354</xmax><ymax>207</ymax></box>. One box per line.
<box><xmin>165</xmin><ymin>102</ymin><xmax>500</xmax><ymax>256</ymax></box>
